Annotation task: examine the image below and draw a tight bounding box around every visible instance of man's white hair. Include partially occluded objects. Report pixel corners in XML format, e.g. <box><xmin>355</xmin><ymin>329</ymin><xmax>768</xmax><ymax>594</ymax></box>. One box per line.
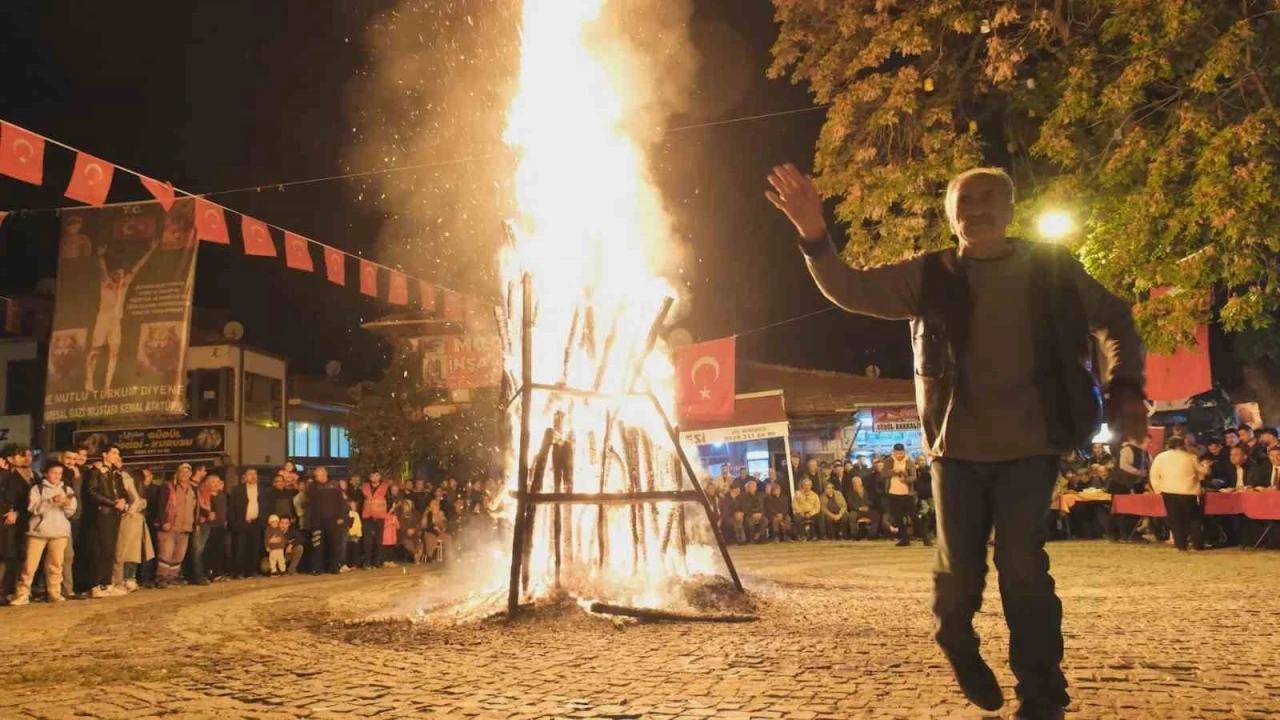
<box><xmin>944</xmin><ymin>167</ymin><xmax>1016</xmax><ymax>228</ymax></box>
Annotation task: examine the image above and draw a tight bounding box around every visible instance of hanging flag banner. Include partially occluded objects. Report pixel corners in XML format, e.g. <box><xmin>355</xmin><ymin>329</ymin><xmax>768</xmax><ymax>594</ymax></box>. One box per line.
<box><xmin>195</xmin><ymin>197</ymin><xmax>229</xmax><ymax>244</ymax></box>
<box><xmin>324</xmin><ymin>246</ymin><xmax>345</xmax><ymax>285</ymax></box>
<box><xmin>0</xmin><ymin>121</ymin><xmax>45</xmax><ymax>186</ymax></box>
<box><xmin>64</xmin><ymin>151</ymin><xmax>115</xmax><ymax>207</ymax></box>
<box><xmin>388</xmin><ymin>272</ymin><xmax>408</xmax><ymax>305</ymax></box>
<box><xmin>359</xmin><ymin>259</ymin><xmax>377</xmax><ymax>297</ymax></box>
<box><xmin>139</xmin><ymin>176</ymin><xmax>175</xmax><ymax>212</ymax></box>
<box><xmin>283</xmin><ymin>231</ymin><xmax>313</xmax><ymax>272</ymax></box>
<box><xmin>240</xmin><ymin>216</ymin><xmax>276</xmax><ymax>257</ymax></box>
<box><xmin>44</xmin><ymin>198</ymin><xmax>198</xmax><ymax>422</ymax></box>
<box><xmin>674</xmin><ymin>336</ymin><xmax>736</xmax><ymax>422</ymax></box>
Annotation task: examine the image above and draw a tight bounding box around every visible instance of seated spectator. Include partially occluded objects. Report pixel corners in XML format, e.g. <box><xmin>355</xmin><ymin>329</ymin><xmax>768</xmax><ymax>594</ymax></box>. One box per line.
<box><xmin>720</xmin><ymin>486</ymin><xmax>742</xmax><ymax>542</ymax></box>
<box><xmin>819</xmin><ymin>483</ymin><xmax>850</xmax><ymax>540</ymax></box>
<box><xmin>733</xmin><ymin>480</ymin><xmax>766</xmax><ymax>544</ymax></box>
<box><xmin>845</xmin><ymin>476</ymin><xmax>880</xmax><ymax>540</ymax></box>
<box><xmin>762</xmin><ymin>482</ymin><xmax>792</xmax><ymax>542</ymax></box>
<box><xmin>9</xmin><ymin>461</ymin><xmax>76</xmax><ymax>605</ymax></box>
<box><xmin>279</xmin><ymin>516</ymin><xmax>306</xmax><ymax>575</ymax></box>
<box><xmin>421</xmin><ymin>497</ymin><xmax>450</xmax><ymax>562</ymax></box>
<box><xmin>791</xmin><ymin>478</ymin><xmax>820</xmax><ymax>541</ymax></box>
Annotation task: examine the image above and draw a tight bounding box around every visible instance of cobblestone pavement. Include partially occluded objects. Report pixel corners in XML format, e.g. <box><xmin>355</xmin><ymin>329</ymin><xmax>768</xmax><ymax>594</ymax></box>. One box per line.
<box><xmin>1</xmin><ymin>541</ymin><xmax>1277</xmax><ymax>719</ymax></box>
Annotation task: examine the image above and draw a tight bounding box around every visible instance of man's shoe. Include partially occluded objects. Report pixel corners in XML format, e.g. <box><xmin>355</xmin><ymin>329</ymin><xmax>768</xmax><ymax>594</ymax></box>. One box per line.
<box><xmin>1014</xmin><ymin>701</ymin><xmax>1066</xmax><ymax>720</ymax></box>
<box><xmin>895</xmin><ymin>540</ymin><xmax>910</xmax><ymax>547</ymax></box>
<box><xmin>923</xmin><ymin>537</ymin><xmax>935</xmax><ymax>547</ymax></box>
<box><xmin>8</xmin><ymin>593</ymin><xmax>30</xmax><ymax>606</ymax></box>
<box><xmin>945</xmin><ymin>653</ymin><xmax>1004</xmax><ymax>711</ymax></box>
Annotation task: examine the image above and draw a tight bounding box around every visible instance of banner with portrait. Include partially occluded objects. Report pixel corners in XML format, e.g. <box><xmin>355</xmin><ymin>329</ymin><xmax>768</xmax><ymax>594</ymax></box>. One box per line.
<box><xmin>45</xmin><ymin>199</ymin><xmax>198</xmax><ymax>422</ymax></box>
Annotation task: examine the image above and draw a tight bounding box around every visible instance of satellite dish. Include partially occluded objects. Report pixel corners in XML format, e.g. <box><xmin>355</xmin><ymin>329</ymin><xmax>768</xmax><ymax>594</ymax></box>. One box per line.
<box><xmin>865</xmin><ymin>365</ymin><xmax>881</xmax><ymax>379</ymax></box>
<box><xmin>222</xmin><ymin>321</ymin><xmax>244</xmax><ymax>342</ymax></box>
<box><xmin>667</xmin><ymin>328</ymin><xmax>693</xmax><ymax>349</ymax></box>
<box><xmin>324</xmin><ymin>360</ymin><xmax>342</xmax><ymax>379</ymax></box>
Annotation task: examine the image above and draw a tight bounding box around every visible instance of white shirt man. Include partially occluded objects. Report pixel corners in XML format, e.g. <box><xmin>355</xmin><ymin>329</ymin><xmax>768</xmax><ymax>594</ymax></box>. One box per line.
<box><xmin>1149</xmin><ymin>445</ymin><xmax>1202</xmax><ymax>496</ymax></box>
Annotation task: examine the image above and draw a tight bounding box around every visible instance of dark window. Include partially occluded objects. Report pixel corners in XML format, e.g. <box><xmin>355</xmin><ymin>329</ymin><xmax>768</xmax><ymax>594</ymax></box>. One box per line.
<box><xmin>185</xmin><ymin>368</ymin><xmax>234</xmax><ymax>421</ymax></box>
<box><xmin>243</xmin><ymin>372</ymin><xmax>283</xmax><ymax>428</ymax></box>
<box><xmin>6</xmin><ymin>358</ymin><xmax>41</xmax><ymax>416</ymax></box>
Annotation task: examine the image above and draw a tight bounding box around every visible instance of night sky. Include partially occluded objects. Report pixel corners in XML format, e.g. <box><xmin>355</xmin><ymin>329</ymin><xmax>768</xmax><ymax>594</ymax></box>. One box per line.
<box><xmin>0</xmin><ymin>0</ymin><xmax>912</xmax><ymax>384</ymax></box>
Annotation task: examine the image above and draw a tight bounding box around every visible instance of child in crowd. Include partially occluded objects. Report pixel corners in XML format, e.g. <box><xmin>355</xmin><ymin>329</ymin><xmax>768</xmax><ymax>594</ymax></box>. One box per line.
<box><xmin>279</xmin><ymin>516</ymin><xmax>305</xmax><ymax>575</ymax></box>
<box><xmin>381</xmin><ymin>506</ymin><xmax>400</xmax><ymax>568</ymax></box>
<box><xmin>11</xmin><ymin>462</ymin><xmax>77</xmax><ymax>605</ymax></box>
<box><xmin>264</xmin><ymin>514</ymin><xmax>286</xmax><ymax>576</ymax></box>
<box><xmin>345</xmin><ymin>500</ymin><xmax>362</xmax><ymax>570</ymax></box>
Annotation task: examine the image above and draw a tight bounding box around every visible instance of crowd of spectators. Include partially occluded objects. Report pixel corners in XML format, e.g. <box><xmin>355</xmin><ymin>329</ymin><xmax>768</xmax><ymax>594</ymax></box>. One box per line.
<box><xmin>701</xmin><ymin>443</ymin><xmax>935</xmax><ymax>547</ymax></box>
<box><xmin>0</xmin><ymin>443</ymin><xmax>512</xmax><ymax>606</ymax></box>
<box><xmin>1050</xmin><ymin>426</ymin><xmax>1280</xmax><ymax>550</ymax></box>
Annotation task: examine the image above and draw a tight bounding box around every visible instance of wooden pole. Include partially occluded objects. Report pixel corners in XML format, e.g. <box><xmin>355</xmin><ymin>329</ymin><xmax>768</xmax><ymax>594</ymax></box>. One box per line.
<box><xmin>643</xmin><ymin>383</ymin><xmax>744</xmax><ymax>593</ymax></box>
<box><xmin>507</xmin><ymin>274</ymin><xmax>534</xmax><ymax>618</ymax></box>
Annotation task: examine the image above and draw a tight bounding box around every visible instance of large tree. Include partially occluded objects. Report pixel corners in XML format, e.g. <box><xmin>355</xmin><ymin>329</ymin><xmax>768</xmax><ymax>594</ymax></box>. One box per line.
<box><xmin>346</xmin><ymin>338</ymin><xmax>502</xmax><ymax>478</ymax></box>
<box><xmin>770</xmin><ymin>1</ymin><xmax>1280</xmax><ymax>416</ymax></box>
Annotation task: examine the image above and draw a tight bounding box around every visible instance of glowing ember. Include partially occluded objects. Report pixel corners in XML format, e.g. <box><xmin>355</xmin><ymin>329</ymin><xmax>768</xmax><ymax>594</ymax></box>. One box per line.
<box><xmin>499</xmin><ymin>0</ymin><xmax>720</xmax><ymax>609</ymax></box>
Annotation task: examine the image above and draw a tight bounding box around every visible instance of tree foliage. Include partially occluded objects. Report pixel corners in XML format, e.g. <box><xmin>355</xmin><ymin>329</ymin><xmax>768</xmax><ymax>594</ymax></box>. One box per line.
<box><xmin>345</xmin><ymin>339</ymin><xmax>502</xmax><ymax>477</ymax></box>
<box><xmin>770</xmin><ymin>0</ymin><xmax>1280</xmax><ymax>353</ymax></box>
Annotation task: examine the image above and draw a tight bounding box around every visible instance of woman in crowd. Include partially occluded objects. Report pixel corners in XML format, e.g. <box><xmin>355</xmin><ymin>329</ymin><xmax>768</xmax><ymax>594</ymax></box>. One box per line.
<box><xmin>114</xmin><ymin>465</ymin><xmax>151</xmax><ymax>591</ymax></box>
<box><xmin>198</xmin><ymin>474</ymin><xmax>228</xmax><ymax>580</ymax></box>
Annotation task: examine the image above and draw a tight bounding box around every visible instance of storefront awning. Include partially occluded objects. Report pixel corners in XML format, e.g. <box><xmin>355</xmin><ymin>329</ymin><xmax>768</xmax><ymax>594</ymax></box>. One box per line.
<box><xmin>679</xmin><ymin>391</ymin><xmax>789</xmax><ymax>446</ymax></box>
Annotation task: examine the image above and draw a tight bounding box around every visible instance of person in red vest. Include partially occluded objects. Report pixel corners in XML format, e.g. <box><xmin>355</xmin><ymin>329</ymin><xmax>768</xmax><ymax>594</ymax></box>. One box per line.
<box><xmin>768</xmin><ymin>163</ymin><xmax>1146</xmax><ymax>720</ymax></box>
<box><xmin>360</xmin><ymin>472</ymin><xmax>391</xmax><ymax>569</ymax></box>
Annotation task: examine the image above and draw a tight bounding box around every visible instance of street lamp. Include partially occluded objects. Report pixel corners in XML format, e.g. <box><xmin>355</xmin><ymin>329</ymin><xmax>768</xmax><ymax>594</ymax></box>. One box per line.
<box><xmin>1036</xmin><ymin>210</ymin><xmax>1074</xmax><ymax>241</ymax></box>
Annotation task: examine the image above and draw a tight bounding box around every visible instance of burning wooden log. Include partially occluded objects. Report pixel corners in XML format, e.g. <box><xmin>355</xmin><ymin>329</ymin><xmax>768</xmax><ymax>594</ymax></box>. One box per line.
<box><xmin>587</xmin><ymin>601</ymin><xmax>757</xmax><ymax>624</ymax></box>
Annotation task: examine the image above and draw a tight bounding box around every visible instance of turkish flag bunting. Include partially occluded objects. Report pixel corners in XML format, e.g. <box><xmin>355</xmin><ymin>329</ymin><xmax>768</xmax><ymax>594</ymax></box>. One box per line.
<box><xmin>283</xmin><ymin>231</ymin><xmax>313</xmax><ymax>272</ymax></box>
<box><xmin>195</xmin><ymin>198</ymin><xmax>230</xmax><ymax>244</ymax></box>
<box><xmin>388</xmin><ymin>272</ymin><xmax>408</xmax><ymax>305</ymax></box>
<box><xmin>64</xmin><ymin>151</ymin><xmax>115</xmax><ymax>206</ymax></box>
<box><xmin>442</xmin><ymin>290</ymin><xmax>464</xmax><ymax>321</ymax></box>
<box><xmin>419</xmin><ymin>281</ymin><xmax>437</xmax><ymax>312</ymax></box>
<box><xmin>0</xmin><ymin>122</ymin><xmax>45</xmax><ymax>186</ymax></box>
<box><xmin>240</xmin><ymin>216</ymin><xmax>277</xmax><ymax>257</ymax></box>
<box><xmin>674</xmin><ymin>336</ymin><xmax>736</xmax><ymax>422</ymax></box>
<box><xmin>324</xmin><ymin>247</ymin><xmax>345</xmax><ymax>285</ymax></box>
<box><xmin>359</xmin><ymin>259</ymin><xmax>377</xmax><ymax>297</ymax></box>
<box><xmin>139</xmin><ymin>176</ymin><xmax>175</xmax><ymax>211</ymax></box>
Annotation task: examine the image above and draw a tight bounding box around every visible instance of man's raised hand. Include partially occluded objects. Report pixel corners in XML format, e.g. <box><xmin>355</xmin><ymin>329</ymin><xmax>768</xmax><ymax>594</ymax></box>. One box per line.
<box><xmin>765</xmin><ymin>163</ymin><xmax>827</xmax><ymax>242</ymax></box>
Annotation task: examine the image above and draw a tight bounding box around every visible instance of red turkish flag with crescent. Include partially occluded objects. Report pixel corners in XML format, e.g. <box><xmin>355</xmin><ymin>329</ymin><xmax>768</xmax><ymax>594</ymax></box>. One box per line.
<box><xmin>674</xmin><ymin>336</ymin><xmax>736</xmax><ymax>422</ymax></box>
<box><xmin>240</xmin><ymin>216</ymin><xmax>276</xmax><ymax>257</ymax></box>
<box><xmin>0</xmin><ymin>122</ymin><xmax>45</xmax><ymax>185</ymax></box>
<box><xmin>139</xmin><ymin>176</ymin><xmax>175</xmax><ymax>211</ymax></box>
<box><xmin>419</xmin><ymin>281</ymin><xmax>437</xmax><ymax>312</ymax></box>
<box><xmin>64</xmin><ymin>151</ymin><xmax>115</xmax><ymax>206</ymax></box>
<box><xmin>359</xmin><ymin>259</ymin><xmax>377</xmax><ymax>297</ymax></box>
<box><xmin>388</xmin><ymin>272</ymin><xmax>408</xmax><ymax>305</ymax></box>
<box><xmin>195</xmin><ymin>198</ymin><xmax>230</xmax><ymax>244</ymax></box>
<box><xmin>283</xmin><ymin>231</ymin><xmax>313</xmax><ymax>271</ymax></box>
<box><xmin>324</xmin><ymin>247</ymin><xmax>345</xmax><ymax>285</ymax></box>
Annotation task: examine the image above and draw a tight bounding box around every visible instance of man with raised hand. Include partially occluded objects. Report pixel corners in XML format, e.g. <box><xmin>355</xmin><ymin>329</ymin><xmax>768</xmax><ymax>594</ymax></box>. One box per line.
<box><xmin>767</xmin><ymin>163</ymin><xmax>1146</xmax><ymax>720</ymax></box>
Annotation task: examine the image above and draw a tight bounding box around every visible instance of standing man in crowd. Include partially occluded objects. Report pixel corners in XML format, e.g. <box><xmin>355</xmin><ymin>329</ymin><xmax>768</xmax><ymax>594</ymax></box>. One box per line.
<box><xmin>768</xmin><ymin>163</ymin><xmax>1145</xmax><ymax>719</ymax></box>
<box><xmin>306</xmin><ymin>467</ymin><xmax>348</xmax><ymax>573</ymax></box>
<box><xmin>883</xmin><ymin>444</ymin><xmax>928</xmax><ymax>547</ymax></box>
<box><xmin>361</xmin><ymin>471</ymin><xmax>391</xmax><ymax>569</ymax></box>
<box><xmin>86</xmin><ymin>444</ymin><xmax>128</xmax><ymax>598</ymax></box>
<box><xmin>228</xmin><ymin>468</ymin><xmax>264</xmax><ymax>578</ymax></box>
<box><xmin>1149</xmin><ymin>437</ymin><xmax>1204</xmax><ymax>552</ymax></box>
<box><xmin>1108</xmin><ymin>434</ymin><xmax>1150</xmax><ymax>542</ymax></box>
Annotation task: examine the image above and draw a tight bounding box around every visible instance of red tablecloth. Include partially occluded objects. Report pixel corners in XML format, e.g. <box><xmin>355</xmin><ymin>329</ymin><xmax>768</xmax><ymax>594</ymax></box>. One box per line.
<box><xmin>1204</xmin><ymin>492</ymin><xmax>1244</xmax><ymax>516</ymax></box>
<box><xmin>1242</xmin><ymin>491</ymin><xmax>1280</xmax><ymax>521</ymax></box>
<box><xmin>1110</xmin><ymin>493</ymin><xmax>1166</xmax><ymax>517</ymax></box>
<box><xmin>1110</xmin><ymin>491</ymin><xmax>1280</xmax><ymax>520</ymax></box>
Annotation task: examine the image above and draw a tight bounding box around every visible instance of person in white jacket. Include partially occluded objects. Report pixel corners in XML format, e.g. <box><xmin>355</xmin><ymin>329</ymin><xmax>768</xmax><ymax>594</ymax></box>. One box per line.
<box><xmin>1148</xmin><ymin>437</ymin><xmax>1204</xmax><ymax>551</ymax></box>
<box><xmin>11</xmin><ymin>462</ymin><xmax>77</xmax><ymax>605</ymax></box>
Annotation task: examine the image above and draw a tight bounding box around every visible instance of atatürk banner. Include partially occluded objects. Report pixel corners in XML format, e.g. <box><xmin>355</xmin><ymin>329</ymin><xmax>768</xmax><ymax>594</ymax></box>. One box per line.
<box><xmin>45</xmin><ymin>199</ymin><xmax>198</xmax><ymax>422</ymax></box>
